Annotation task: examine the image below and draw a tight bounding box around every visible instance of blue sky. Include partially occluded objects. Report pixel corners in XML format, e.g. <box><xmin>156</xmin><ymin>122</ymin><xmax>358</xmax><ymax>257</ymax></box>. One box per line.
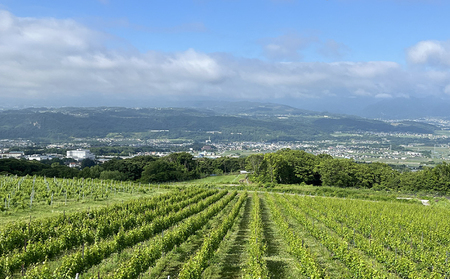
<box><xmin>1</xmin><ymin>0</ymin><xmax>450</xmax><ymax>112</ymax></box>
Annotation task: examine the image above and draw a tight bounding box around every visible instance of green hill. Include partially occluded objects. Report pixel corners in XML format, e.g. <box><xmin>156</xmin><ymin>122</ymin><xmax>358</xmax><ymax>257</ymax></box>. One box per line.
<box><xmin>0</xmin><ymin>105</ymin><xmax>437</xmax><ymax>142</ymax></box>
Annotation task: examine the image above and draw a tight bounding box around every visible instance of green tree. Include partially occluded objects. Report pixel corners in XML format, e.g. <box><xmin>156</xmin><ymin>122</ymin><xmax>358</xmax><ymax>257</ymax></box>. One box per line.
<box><xmin>99</xmin><ymin>170</ymin><xmax>128</xmax><ymax>181</ymax></box>
<box><xmin>315</xmin><ymin>158</ymin><xmax>358</xmax><ymax>187</ymax></box>
<box><xmin>140</xmin><ymin>160</ymin><xmax>182</xmax><ymax>183</ymax></box>
<box><xmin>81</xmin><ymin>158</ymin><xmax>96</xmax><ymax>169</ymax></box>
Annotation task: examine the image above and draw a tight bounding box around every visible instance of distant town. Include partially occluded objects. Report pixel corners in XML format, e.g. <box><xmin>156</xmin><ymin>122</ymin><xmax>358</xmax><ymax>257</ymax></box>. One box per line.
<box><xmin>1</xmin><ymin>127</ymin><xmax>450</xmax><ymax>169</ymax></box>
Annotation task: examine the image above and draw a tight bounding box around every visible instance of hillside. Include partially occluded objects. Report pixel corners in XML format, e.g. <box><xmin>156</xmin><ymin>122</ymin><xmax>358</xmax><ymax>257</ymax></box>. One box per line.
<box><xmin>0</xmin><ymin>105</ymin><xmax>438</xmax><ymax>142</ymax></box>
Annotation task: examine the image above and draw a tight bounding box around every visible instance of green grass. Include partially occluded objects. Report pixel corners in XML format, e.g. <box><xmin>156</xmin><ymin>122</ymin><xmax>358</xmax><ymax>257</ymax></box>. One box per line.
<box><xmin>178</xmin><ymin>173</ymin><xmax>247</xmax><ymax>185</ymax></box>
<box><xmin>434</xmin><ymin>130</ymin><xmax>450</xmax><ymax>136</ymax></box>
<box><xmin>331</xmin><ymin>132</ymin><xmax>363</xmax><ymax>137</ymax></box>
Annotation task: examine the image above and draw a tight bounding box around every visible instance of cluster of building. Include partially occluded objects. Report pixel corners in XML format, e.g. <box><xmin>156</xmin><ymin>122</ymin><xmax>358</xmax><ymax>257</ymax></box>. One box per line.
<box><xmin>0</xmin><ymin>151</ymin><xmax>25</xmax><ymax>159</ymax></box>
<box><xmin>2</xmin><ymin>132</ymin><xmax>449</xmax><ymax>169</ymax></box>
<box><xmin>0</xmin><ymin>149</ymin><xmax>95</xmax><ymax>162</ymax></box>
<box><xmin>0</xmin><ymin>139</ymin><xmax>34</xmax><ymax>148</ymax></box>
<box><xmin>305</xmin><ymin>145</ymin><xmax>425</xmax><ymax>161</ymax></box>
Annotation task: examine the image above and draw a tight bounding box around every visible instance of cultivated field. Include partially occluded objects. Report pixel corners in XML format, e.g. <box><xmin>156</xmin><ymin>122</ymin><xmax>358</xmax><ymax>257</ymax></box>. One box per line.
<box><xmin>0</xmin><ymin>175</ymin><xmax>168</xmax><ymax>225</ymax></box>
<box><xmin>1</xmin><ymin>175</ymin><xmax>450</xmax><ymax>278</ymax></box>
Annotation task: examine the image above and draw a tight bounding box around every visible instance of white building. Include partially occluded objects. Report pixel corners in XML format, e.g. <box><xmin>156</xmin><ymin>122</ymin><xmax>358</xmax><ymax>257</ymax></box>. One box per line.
<box><xmin>27</xmin><ymin>154</ymin><xmax>50</xmax><ymax>161</ymax></box>
<box><xmin>0</xmin><ymin>151</ymin><xmax>24</xmax><ymax>159</ymax></box>
<box><xmin>66</xmin><ymin>149</ymin><xmax>95</xmax><ymax>161</ymax></box>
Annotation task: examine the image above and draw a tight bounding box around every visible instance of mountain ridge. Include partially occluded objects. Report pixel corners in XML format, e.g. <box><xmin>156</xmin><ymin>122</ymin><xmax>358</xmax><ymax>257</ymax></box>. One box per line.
<box><xmin>0</xmin><ymin>104</ymin><xmax>438</xmax><ymax>143</ymax></box>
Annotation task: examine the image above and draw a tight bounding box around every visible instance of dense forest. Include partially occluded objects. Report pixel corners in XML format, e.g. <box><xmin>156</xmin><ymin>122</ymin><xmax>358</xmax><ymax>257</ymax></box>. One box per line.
<box><xmin>2</xmin><ymin>149</ymin><xmax>450</xmax><ymax>193</ymax></box>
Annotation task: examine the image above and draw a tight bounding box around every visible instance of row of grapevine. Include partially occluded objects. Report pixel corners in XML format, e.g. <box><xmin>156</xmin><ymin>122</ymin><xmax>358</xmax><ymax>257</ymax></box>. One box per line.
<box><xmin>0</xmin><ymin>187</ymin><xmax>204</xmax><ymax>254</ymax></box>
<box><xmin>178</xmin><ymin>192</ymin><xmax>248</xmax><ymax>279</ymax></box>
<box><xmin>243</xmin><ymin>192</ymin><xmax>269</xmax><ymax>279</ymax></box>
<box><xmin>326</xmin><ymin>199</ymin><xmax>450</xmax><ymax>276</ymax></box>
<box><xmin>288</xmin><ymin>196</ymin><xmax>423</xmax><ymax>278</ymax></box>
<box><xmin>87</xmin><ymin>189</ymin><xmax>242</xmax><ymax>278</ymax></box>
<box><xmin>0</xmin><ymin>175</ymin><xmax>160</xmax><ymax>211</ymax></box>
<box><xmin>286</xmin><ymin>195</ymin><xmax>448</xmax><ymax>278</ymax></box>
<box><xmin>36</xmin><ymin>190</ymin><xmax>229</xmax><ymax>278</ymax></box>
<box><xmin>105</xmin><ymin>191</ymin><xmax>240</xmax><ymax>279</ymax></box>
<box><xmin>2</xmin><ymin>188</ymin><xmax>449</xmax><ymax>278</ymax></box>
<box><xmin>264</xmin><ymin>193</ymin><xmax>326</xmax><ymax>278</ymax></box>
<box><xmin>273</xmin><ymin>194</ymin><xmax>392</xmax><ymax>278</ymax></box>
<box><xmin>0</xmin><ymin>188</ymin><xmax>216</xmax><ymax>275</ymax></box>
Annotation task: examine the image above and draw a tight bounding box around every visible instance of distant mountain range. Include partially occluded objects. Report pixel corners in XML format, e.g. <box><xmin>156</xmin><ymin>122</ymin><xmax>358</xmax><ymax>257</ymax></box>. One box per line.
<box><xmin>0</xmin><ymin>104</ymin><xmax>438</xmax><ymax>143</ymax></box>
<box><xmin>176</xmin><ymin>96</ymin><xmax>450</xmax><ymax>120</ymax></box>
<box><xmin>358</xmin><ymin>97</ymin><xmax>450</xmax><ymax>119</ymax></box>
<box><xmin>3</xmin><ymin>95</ymin><xmax>450</xmax><ymax>120</ymax></box>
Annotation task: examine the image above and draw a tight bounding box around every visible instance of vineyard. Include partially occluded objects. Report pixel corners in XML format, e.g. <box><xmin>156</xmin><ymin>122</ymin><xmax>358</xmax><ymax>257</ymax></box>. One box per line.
<box><xmin>1</xmin><ymin>176</ymin><xmax>450</xmax><ymax>278</ymax></box>
<box><xmin>0</xmin><ymin>175</ymin><xmax>158</xmax><ymax>211</ymax></box>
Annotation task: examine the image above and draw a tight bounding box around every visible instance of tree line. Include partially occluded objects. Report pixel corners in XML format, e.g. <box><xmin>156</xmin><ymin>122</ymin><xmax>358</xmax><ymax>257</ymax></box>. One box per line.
<box><xmin>2</xmin><ymin>149</ymin><xmax>450</xmax><ymax>193</ymax></box>
<box><xmin>247</xmin><ymin>149</ymin><xmax>450</xmax><ymax>193</ymax></box>
<box><xmin>0</xmin><ymin>153</ymin><xmax>245</xmax><ymax>183</ymax></box>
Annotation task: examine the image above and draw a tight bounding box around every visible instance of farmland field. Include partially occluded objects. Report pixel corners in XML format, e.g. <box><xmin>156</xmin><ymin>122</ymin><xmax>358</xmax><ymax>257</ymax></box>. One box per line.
<box><xmin>0</xmin><ymin>175</ymin><xmax>169</xmax><ymax>225</ymax></box>
<box><xmin>1</xmin><ymin>175</ymin><xmax>450</xmax><ymax>278</ymax></box>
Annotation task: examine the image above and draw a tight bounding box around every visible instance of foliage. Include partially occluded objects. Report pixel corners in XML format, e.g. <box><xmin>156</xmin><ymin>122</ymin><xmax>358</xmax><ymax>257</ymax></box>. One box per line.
<box><xmin>178</xmin><ymin>192</ymin><xmax>247</xmax><ymax>279</ymax></box>
<box><xmin>247</xmin><ymin>149</ymin><xmax>322</xmax><ymax>185</ymax></box>
<box><xmin>0</xmin><ymin>153</ymin><xmax>245</xmax><ymax>184</ymax></box>
<box><xmin>0</xmin><ymin>188</ymin><xmax>214</xmax><ymax>276</ymax></box>
<box><xmin>1</xmin><ymin>183</ymin><xmax>450</xmax><ymax>278</ymax></box>
<box><xmin>108</xmin><ymin>190</ymin><xmax>237</xmax><ymax>279</ymax></box>
<box><xmin>283</xmin><ymin>194</ymin><xmax>448</xmax><ymax>277</ymax></box>
<box><xmin>265</xmin><ymin>193</ymin><xmax>325</xmax><ymax>277</ymax></box>
<box><xmin>243</xmin><ymin>192</ymin><xmax>269</xmax><ymax>279</ymax></box>
<box><xmin>247</xmin><ymin>149</ymin><xmax>450</xmax><ymax>194</ymax></box>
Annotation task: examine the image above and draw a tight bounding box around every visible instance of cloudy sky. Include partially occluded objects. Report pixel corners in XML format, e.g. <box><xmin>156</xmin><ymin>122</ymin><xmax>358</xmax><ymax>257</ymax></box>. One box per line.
<box><xmin>1</xmin><ymin>0</ymin><xmax>450</xmax><ymax>112</ymax></box>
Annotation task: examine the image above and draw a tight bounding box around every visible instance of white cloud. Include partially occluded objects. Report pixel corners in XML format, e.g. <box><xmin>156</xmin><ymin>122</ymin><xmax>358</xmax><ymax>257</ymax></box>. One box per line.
<box><xmin>1</xmin><ymin>10</ymin><xmax>450</xmax><ymax>107</ymax></box>
<box><xmin>407</xmin><ymin>40</ymin><xmax>450</xmax><ymax>67</ymax></box>
<box><xmin>426</xmin><ymin>70</ymin><xmax>450</xmax><ymax>81</ymax></box>
<box><xmin>375</xmin><ymin>93</ymin><xmax>393</xmax><ymax>99</ymax></box>
<box><xmin>343</xmin><ymin>61</ymin><xmax>400</xmax><ymax>78</ymax></box>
